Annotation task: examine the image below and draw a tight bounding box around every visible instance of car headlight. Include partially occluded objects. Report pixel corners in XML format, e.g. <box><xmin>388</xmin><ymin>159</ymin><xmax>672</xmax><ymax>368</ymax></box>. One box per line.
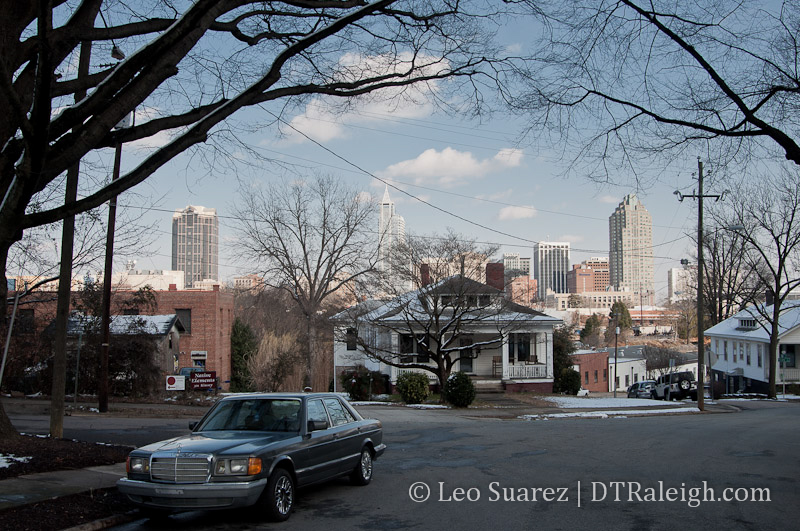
<box><xmin>127</xmin><ymin>456</ymin><xmax>149</xmax><ymax>474</ymax></box>
<box><xmin>214</xmin><ymin>457</ymin><xmax>261</xmax><ymax>476</ymax></box>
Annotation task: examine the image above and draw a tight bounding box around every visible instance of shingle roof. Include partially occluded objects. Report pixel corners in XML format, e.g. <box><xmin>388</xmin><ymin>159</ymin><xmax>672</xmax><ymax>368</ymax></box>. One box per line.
<box><xmin>705</xmin><ymin>300</ymin><xmax>800</xmax><ymax>341</ymax></box>
<box><xmin>62</xmin><ymin>314</ymin><xmax>185</xmax><ymax>336</ymax></box>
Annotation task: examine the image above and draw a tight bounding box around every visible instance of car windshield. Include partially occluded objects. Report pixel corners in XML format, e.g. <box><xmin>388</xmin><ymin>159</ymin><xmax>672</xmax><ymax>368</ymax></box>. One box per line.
<box><xmin>196</xmin><ymin>398</ymin><xmax>302</xmax><ymax>432</ymax></box>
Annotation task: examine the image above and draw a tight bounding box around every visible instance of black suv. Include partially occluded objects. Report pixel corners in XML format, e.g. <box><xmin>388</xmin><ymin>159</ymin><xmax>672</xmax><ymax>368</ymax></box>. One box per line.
<box><xmin>651</xmin><ymin>371</ymin><xmax>697</xmax><ymax>401</ymax></box>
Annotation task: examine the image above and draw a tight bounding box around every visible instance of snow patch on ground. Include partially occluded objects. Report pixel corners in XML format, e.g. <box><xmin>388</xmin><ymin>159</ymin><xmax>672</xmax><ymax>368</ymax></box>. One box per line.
<box><xmin>405</xmin><ymin>404</ymin><xmax>450</xmax><ymax>410</ymax></box>
<box><xmin>519</xmin><ymin>407</ymin><xmax>699</xmax><ymax>420</ymax></box>
<box><xmin>0</xmin><ymin>454</ymin><xmax>32</xmax><ymax>468</ymax></box>
<box><xmin>543</xmin><ymin>396</ymin><xmax>684</xmax><ymax>408</ymax></box>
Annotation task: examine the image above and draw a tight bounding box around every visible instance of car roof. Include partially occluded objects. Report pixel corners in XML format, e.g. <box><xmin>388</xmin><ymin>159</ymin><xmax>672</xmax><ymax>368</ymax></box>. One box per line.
<box><xmin>218</xmin><ymin>392</ymin><xmax>343</xmax><ymax>401</ymax></box>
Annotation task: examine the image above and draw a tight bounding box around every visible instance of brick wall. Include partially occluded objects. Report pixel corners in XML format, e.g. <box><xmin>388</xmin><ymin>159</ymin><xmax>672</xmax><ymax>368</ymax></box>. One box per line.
<box><xmin>155</xmin><ymin>287</ymin><xmax>234</xmax><ymax>390</ymax></box>
<box><xmin>571</xmin><ymin>350</ymin><xmax>610</xmax><ymax>392</ymax></box>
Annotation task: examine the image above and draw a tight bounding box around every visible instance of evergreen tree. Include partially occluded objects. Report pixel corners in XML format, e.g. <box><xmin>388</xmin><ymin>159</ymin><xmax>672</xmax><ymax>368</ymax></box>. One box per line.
<box><xmin>230</xmin><ymin>318</ymin><xmax>258</xmax><ymax>392</ymax></box>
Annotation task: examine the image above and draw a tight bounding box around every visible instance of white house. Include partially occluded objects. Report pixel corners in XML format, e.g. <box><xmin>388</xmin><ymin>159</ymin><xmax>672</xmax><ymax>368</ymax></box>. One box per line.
<box><xmin>705</xmin><ymin>301</ymin><xmax>800</xmax><ymax>394</ymax></box>
<box><xmin>332</xmin><ymin>269</ymin><xmax>562</xmax><ymax>393</ymax></box>
<box><xmin>608</xmin><ymin>356</ymin><xmax>647</xmax><ymax>392</ymax></box>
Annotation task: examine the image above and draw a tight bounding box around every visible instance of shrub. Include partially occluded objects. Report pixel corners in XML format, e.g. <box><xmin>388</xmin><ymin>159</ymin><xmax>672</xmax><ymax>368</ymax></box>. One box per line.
<box><xmin>559</xmin><ymin>368</ymin><xmax>582</xmax><ymax>395</ymax></box>
<box><xmin>340</xmin><ymin>365</ymin><xmax>385</xmax><ymax>401</ymax></box>
<box><xmin>395</xmin><ymin>372</ymin><xmax>431</xmax><ymax>404</ymax></box>
<box><xmin>443</xmin><ymin>371</ymin><xmax>476</xmax><ymax>407</ymax></box>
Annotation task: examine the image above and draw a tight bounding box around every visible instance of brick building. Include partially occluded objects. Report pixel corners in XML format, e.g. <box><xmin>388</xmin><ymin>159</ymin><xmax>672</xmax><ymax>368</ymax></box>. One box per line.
<box><xmin>3</xmin><ymin>283</ymin><xmax>234</xmax><ymax>392</ymax></box>
<box><xmin>155</xmin><ymin>285</ymin><xmax>234</xmax><ymax>389</ymax></box>
<box><xmin>570</xmin><ymin>349</ymin><xmax>610</xmax><ymax>393</ymax></box>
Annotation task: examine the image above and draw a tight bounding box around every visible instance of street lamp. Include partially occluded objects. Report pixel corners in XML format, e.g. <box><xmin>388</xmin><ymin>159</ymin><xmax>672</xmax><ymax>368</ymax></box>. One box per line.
<box><xmin>610</xmin><ymin>311</ymin><xmax>619</xmax><ymax>398</ymax></box>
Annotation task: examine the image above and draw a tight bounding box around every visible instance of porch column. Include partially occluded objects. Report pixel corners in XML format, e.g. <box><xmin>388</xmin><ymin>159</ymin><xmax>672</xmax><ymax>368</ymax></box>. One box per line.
<box><xmin>546</xmin><ymin>331</ymin><xmax>554</xmax><ymax>379</ymax></box>
<box><xmin>501</xmin><ymin>336</ymin><xmax>510</xmax><ymax>379</ymax></box>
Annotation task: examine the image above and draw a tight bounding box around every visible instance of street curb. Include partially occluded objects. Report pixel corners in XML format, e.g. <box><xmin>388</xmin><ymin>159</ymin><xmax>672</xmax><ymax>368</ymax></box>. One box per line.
<box><xmin>62</xmin><ymin>510</ymin><xmax>138</xmax><ymax>531</ymax></box>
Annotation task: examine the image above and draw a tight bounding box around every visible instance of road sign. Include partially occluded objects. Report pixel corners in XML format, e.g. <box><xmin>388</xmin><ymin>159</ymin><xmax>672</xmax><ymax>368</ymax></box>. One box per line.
<box><xmin>190</xmin><ymin>371</ymin><xmax>216</xmax><ymax>390</ymax></box>
<box><xmin>779</xmin><ymin>355</ymin><xmax>791</xmax><ymax>363</ymax></box>
<box><xmin>166</xmin><ymin>375</ymin><xmax>185</xmax><ymax>391</ymax></box>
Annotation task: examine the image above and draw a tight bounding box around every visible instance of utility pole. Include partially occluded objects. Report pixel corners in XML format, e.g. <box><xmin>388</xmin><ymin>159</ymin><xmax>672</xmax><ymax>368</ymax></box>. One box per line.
<box><xmin>674</xmin><ymin>158</ymin><xmax>725</xmax><ymax>412</ymax></box>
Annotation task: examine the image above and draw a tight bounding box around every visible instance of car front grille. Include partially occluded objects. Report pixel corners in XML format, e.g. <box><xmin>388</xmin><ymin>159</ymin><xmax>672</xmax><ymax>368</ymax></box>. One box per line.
<box><xmin>150</xmin><ymin>456</ymin><xmax>211</xmax><ymax>483</ymax></box>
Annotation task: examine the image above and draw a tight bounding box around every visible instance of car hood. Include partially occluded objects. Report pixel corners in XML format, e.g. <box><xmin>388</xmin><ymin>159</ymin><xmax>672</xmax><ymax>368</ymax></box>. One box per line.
<box><xmin>137</xmin><ymin>431</ymin><xmax>298</xmax><ymax>456</ymax></box>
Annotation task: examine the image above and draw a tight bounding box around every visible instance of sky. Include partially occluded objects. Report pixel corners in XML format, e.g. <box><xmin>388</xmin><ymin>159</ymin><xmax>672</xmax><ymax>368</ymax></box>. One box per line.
<box><xmin>69</xmin><ymin>11</ymin><xmax>713</xmax><ymax>306</ymax></box>
<box><xmin>114</xmin><ymin>96</ymin><xmax>702</xmax><ymax>305</ymax></box>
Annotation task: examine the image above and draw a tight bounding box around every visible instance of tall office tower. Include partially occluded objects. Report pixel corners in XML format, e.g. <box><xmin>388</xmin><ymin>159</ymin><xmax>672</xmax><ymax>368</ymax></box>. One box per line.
<box><xmin>668</xmin><ymin>265</ymin><xmax>694</xmax><ymax>304</ymax></box>
<box><xmin>533</xmin><ymin>242</ymin><xmax>570</xmax><ymax>300</ymax></box>
<box><xmin>609</xmin><ymin>194</ymin><xmax>654</xmax><ymax>297</ymax></box>
<box><xmin>502</xmin><ymin>252</ymin><xmax>531</xmax><ymax>278</ymax></box>
<box><xmin>172</xmin><ymin>205</ymin><xmax>219</xmax><ymax>289</ymax></box>
<box><xmin>378</xmin><ymin>186</ymin><xmax>408</xmax><ymax>290</ymax></box>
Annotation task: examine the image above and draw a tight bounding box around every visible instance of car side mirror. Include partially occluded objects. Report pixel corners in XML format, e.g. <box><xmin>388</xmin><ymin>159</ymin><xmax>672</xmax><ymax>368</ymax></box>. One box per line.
<box><xmin>189</xmin><ymin>421</ymin><xmax>198</xmax><ymax>430</ymax></box>
<box><xmin>307</xmin><ymin>420</ymin><xmax>328</xmax><ymax>432</ymax></box>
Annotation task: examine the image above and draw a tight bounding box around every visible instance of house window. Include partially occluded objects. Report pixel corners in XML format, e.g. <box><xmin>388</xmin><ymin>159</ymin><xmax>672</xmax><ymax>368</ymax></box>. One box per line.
<box><xmin>625</xmin><ymin>375</ymin><xmax>629</xmax><ymax>387</ymax></box>
<box><xmin>739</xmin><ymin>343</ymin><xmax>744</xmax><ymax>363</ymax></box>
<box><xmin>594</xmin><ymin>370</ymin><xmax>598</xmax><ymax>383</ymax></box>
<box><xmin>123</xmin><ymin>308</ymin><xmax>139</xmax><ymax>315</ymax></box>
<box><xmin>346</xmin><ymin>328</ymin><xmax>358</xmax><ymax>351</ymax></box>
<box><xmin>603</xmin><ymin>368</ymin><xmax>607</xmax><ymax>381</ymax></box>
<box><xmin>723</xmin><ymin>340</ymin><xmax>728</xmax><ymax>361</ymax></box>
<box><xmin>399</xmin><ymin>333</ymin><xmax>429</xmax><ymax>363</ymax></box>
<box><xmin>585</xmin><ymin>371</ymin><xmax>589</xmax><ymax>385</ymax></box>
<box><xmin>757</xmin><ymin>344</ymin><xmax>763</xmax><ymax>368</ymax></box>
<box><xmin>176</xmin><ymin>309</ymin><xmax>191</xmax><ymax>334</ymax></box>
<box><xmin>746</xmin><ymin>343</ymin><xmax>751</xmax><ymax>366</ymax></box>
<box><xmin>479</xmin><ymin>295</ymin><xmax>491</xmax><ymax>307</ymax></box>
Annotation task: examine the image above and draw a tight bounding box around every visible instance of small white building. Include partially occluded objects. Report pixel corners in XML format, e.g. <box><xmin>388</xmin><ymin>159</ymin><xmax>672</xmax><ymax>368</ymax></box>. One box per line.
<box><xmin>608</xmin><ymin>356</ymin><xmax>647</xmax><ymax>392</ymax></box>
<box><xmin>705</xmin><ymin>301</ymin><xmax>800</xmax><ymax>394</ymax></box>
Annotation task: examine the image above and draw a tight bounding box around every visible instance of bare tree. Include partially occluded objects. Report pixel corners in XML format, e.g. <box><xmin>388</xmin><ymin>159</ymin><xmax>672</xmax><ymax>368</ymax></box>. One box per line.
<box><xmin>508</xmin><ymin>1</ymin><xmax>800</xmax><ymax>180</ymax></box>
<box><xmin>247</xmin><ymin>332</ymin><xmax>302</xmax><ymax>392</ymax></box>
<box><xmin>642</xmin><ymin>346</ymin><xmax>683</xmax><ymax>379</ymax></box>
<box><xmin>723</xmin><ymin>169</ymin><xmax>800</xmax><ymax>398</ymax></box>
<box><xmin>234</xmin><ymin>176</ymin><xmax>376</xmax><ymax>390</ymax></box>
<box><xmin>0</xmin><ymin>0</ymin><xmax>506</xmax><ymax>437</ymax></box>
<box><xmin>689</xmin><ymin>223</ymin><xmax>763</xmax><ymax>326</ymax></box>
<box><xmin>338</xmin><ymin>232</ymin><xmax>546</xmax><ymax>388</ymax></box>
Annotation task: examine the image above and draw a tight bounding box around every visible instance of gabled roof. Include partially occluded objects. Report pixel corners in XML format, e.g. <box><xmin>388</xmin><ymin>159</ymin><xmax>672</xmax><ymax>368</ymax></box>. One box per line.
<box><xmin>60</xmin><ymin>314</ymin><xmax>185</xmax><ymax>337</ymax></box>
<box><xmin>705</xmin><ymin>301</ymin><xmax>800</xmax><ymax>341</ymax></box>
<box><xmin>332</xmin><ymin>275</ymin><xmax>561</xmax><ymax>326</ymax></box>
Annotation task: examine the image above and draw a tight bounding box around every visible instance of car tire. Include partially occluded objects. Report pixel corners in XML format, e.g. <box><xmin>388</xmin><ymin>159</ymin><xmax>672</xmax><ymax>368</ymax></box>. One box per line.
<box><xmin>651</xmin><ymin>391</ymin><xmax>658</xmax><ymax>400</ymax></box>
<box><xmin>263</xmin><ymin>468</ymin><xmax>294</xmax><ymax>521</ymax></box>
<box><xmin>679</xmin><ymin>379</ymin><xmax>691</xmax><ymax>391</ymax></box>
<box><xmin>351</xmin><ymin>447</ymin><xmax>373</xmax><ymax>486</ymax></box>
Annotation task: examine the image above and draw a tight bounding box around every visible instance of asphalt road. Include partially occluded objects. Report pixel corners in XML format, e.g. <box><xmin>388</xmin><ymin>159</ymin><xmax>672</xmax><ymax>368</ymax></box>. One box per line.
<box><xmin>90</xmin><ymin>400</ymin><xmax>800</xmax><ymax>530</ymax></box>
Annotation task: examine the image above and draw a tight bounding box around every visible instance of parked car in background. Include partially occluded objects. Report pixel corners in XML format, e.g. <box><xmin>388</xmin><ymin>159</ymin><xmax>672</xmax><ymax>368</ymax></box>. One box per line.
<box><xmin>651</xmin><ymin>372</ymin><xmax>697</xmax><ymax>401</ymax></box>
<box><xmin>117</xmin><ymin>393</ymin><xmax>385</xmax><ymax>521</ymax></box>
<box><xmin>627</xmin><ymin>380</ymin><xmax>656</xmax><ymax>398</ymax></box>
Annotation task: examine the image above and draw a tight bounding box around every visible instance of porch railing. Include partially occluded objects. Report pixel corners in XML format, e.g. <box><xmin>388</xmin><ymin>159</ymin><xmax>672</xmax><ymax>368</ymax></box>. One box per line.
<box><xmin>504</xmin><ymin>364</ymin><xmax>548</xmax><ymax>379</ymax></box>
<box><xmin>778</xmin><ymin>367</ymin><xmax>800</xmax><ymax>383</ymax></box>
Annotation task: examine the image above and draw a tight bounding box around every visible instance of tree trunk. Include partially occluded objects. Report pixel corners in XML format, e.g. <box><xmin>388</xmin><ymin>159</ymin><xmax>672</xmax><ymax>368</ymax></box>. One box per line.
<box><xmin>0</xmin><ymin>238</ymin><xmax>21</xmax><ymax>439</ymax></box>
<box><xmin>304</xmin><ymin>317</ymin><xmax>316</xmax><ymax>391</ymax></box>
<box><xmin>768</xmin><ymin>314</ymin><xmax>779</xmax><ymax>399</ymax></box>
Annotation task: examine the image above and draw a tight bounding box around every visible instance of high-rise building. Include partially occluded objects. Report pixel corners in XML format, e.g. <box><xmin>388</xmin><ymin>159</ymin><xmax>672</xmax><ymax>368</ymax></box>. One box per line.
<box><xmin>502</xmin><ymin>253</ymin><xmax>531</xmax><ymax>278</ymax></box>
<box><xmin>377</xmin><ymin>186</ymin><xmax>408</xmax><ymax>291</ymax></box>
<box><xmin>609</xmin><ymin>194</ymin><xmax>654</xmax><ymax>298</ymax></box>
<box><xmin>668</xmin><ymin>265</ymin><xmax>694</xmax><ymax>304</ymax></box>
<box><xmin>533</xmin><ymin>242</ymin><xmax>570</xmax><ymax>300</ymax></box>
<box><xmin>172</xmin><ymin>205</ymin><xmax>218</xmax><ymax>289</ymax></box>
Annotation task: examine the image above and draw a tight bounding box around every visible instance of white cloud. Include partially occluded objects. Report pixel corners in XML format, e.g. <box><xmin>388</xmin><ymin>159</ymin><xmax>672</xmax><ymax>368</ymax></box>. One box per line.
<box><xmin>599</xmin><ymin>195</ymin><xmax>620</xmax><ymax>204</ymax></box>
<box><xmin>559</xmin><ymin>234</ymin><xmax>585</xmax><ymax>244</ymax></box>
<box><xmin>377</xmin><ymin>147</ymin><xmax>524</xmax><ymax>188</ymax></box>
<box><xmin>281</xmin><ymin>51</ymin><xmax>447</xmax><ymax>144</ymax></box>
<box><xmin>498</xmin><ymin>205</ymin><xmax>536</xmax><ymax>220</ymax></box>
<box><xmin>505</xmin><ymin>43</ymin><xmax>522</xmax><ymax>54</ymax></box>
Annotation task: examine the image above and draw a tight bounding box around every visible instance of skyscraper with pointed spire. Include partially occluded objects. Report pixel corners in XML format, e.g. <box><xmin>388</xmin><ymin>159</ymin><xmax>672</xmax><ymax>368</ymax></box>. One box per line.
<box><xmin>378</xmin><ymin>186</ymin><xmax>408</xmax><ymax>291</ymax></box>
<box><xmin>609</xmin><ymin>194</ymin><xmax>654</xmax><ymax>300</ymax></box>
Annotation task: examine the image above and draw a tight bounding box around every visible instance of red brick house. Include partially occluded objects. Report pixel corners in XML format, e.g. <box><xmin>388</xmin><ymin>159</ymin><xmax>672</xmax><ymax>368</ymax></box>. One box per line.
<box><xmin>571</xmin><ymin>349</ymin><xmax>610</xmax><ymax>393</ymax></box>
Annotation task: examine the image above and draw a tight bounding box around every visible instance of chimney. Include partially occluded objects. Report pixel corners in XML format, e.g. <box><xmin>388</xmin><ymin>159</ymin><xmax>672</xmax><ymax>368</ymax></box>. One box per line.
<box><xmin>486</xmin><ymin>263</ymin><xmax>504</xmax><ymax>291</ymax></box>
<box><xmin>420</xmin><ymin>263</ymin><xmax>431</xmax><ymax>286</ymax></box>
<box><xmin>168</xmin><ymin>284</ymin><xmax>177</xmax><ymax>291</ymax></box>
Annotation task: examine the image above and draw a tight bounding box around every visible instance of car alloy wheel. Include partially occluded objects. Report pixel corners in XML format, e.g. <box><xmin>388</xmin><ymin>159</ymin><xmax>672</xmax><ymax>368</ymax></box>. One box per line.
<box><xmin>351</xmin><ymin>448</ymin><xmax>373</xmax><ymax>485</ymax></box>
<box><xmin>679</xmin><ymin>379</ymin><xmax>691</xmax><ymax>391</ymax></box>
<box><xmin>265</xmin><ymin>468</ymin><xmax>294</xmax><ymax>521</ymax></box>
